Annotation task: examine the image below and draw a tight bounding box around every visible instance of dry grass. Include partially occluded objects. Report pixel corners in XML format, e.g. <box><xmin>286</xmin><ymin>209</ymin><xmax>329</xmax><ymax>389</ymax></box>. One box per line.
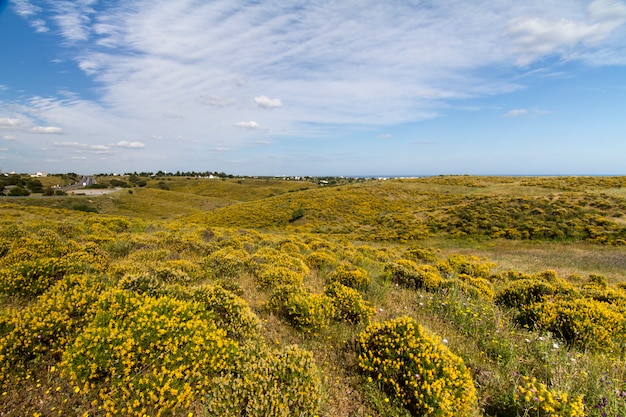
<box><xmin>430</xmin><ymin>239</ymin><xmax>626</xmax><ymax>283</ymax></box>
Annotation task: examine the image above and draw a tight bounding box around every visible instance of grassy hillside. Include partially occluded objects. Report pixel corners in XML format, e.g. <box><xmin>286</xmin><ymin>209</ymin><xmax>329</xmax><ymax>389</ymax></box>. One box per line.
<box><xmin>1</xmin><ymin>176</ymin><xmax>625</xmax><ymax>416</ymax></box>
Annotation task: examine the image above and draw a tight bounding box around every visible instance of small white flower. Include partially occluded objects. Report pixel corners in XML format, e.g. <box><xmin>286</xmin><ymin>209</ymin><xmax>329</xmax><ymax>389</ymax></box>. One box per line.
<box><xmin>525</xmin><ymin>338</ymin><xmax>531</xmax><ymax>343</ymax></box>
<box><xmin>552</xmin><ymin>343</ymin><xmax>559</xmax><ymax>349</ymax></box>
<box><xmin>442</xmin><ymin>338</ymin><xmax>449</xmax><ymax>344</ymax></box>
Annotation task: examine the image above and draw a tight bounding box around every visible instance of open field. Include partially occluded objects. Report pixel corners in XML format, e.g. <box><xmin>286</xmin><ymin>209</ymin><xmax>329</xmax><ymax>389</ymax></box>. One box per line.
<box><xmin>1</xmin><ymin>175</ymin><xmax>625</xmax><ymax>416</ymax></box>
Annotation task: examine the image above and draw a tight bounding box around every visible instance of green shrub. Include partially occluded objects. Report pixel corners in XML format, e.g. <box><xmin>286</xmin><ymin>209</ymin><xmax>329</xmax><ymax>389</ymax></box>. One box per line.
<box><xmin>356</xmin><ymin>316</ymin><xmax>477</xmax><ymax>417</ymax></box>
<box><xmin>324</xmin><ymin>282</ymin><xmax>375</xmax><ymax>324</ymax></box>
<box><xmin>72</xmin><ymin>203</ymin><xmax>98</xmax><ymax>213</ymax></box>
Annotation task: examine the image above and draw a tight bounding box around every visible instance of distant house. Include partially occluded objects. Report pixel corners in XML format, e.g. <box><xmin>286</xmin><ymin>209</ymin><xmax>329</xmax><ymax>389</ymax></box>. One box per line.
<box><xmin>31</xmin><ymin>172</ymin><xmax>47</xmax><ymax>177</ymax></box>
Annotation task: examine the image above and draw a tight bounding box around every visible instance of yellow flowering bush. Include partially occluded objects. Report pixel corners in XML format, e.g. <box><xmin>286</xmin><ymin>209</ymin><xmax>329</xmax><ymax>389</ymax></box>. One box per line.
<box><xmin>248</xmin><ymin>247</ymin><xmax>310</xmax><ymax>277</ymax></box>
<box><xmin>153</xmin><ymin>265</ymin><xmax>192</xmax><ymax>284</ymax></box>
<box><xmin>305</xmin><ymin>249</ymin><xmax>336</xmax><ymax>270</ymax></box>
<box><xmin>404</xmin><ymin>246</ymin><xmax>439</xmax><ymax>264</ymax></box>
<box><xmin>441</xmin><ymin>274</ymin><xmax>494</xmax><ymax>300</ymax></box>
<box><xmin>324</xmin><ymin>282</ymin><xmax>375</xmax><ymax>324</ymax></box>
<box><xmin>519</xmin><ymin>298</ymin><xmax>626</xmax><ymax>353</ymax></box>
<box><xmin>494</xmin><ymin>279</ymin><xmax>557</xmax><ymax>308</ymax></box>
<box><xmin>257</xmin><ymin>266</ymin><xmax>305</xmax><ymax>288</ymax></box>
<box><xmin>445</xmin><ymin>255</ymin><xmax>495</xmax><ymax>279</ymax></box>
<box><xmin>118</xmin><ymin>273</ymin><xmax>162</xmax><ymax>296</ymax></box>
<box><xmin>60</xmin><ymin>241</ymin><xmax>111</xmax><ymax>273</ymax></box>
<box><xmin>0</xmin><ymin>273</ymin><xmax>110</xmax><ymax>385</ymax></box>
<box><xmin>62</xmin><ymin>288</ymin><xmax>238</xmax><ymax>416</ymax></box>
<box><xmin>0</xmin><ymin>257</ymin><xmax>76</xmax><ymax>297</ymax></box>
<box><xmin>580</xmin><ymin>275</ymin><xmax>626</xmax><ymax>306</ymax></box>
<box><xmin>188</xmin><ymin>284</ymin><xmax>261</xmax><ymax>341</ymax></box>
<box><xmin>267</xmin><ymin>285</ymin><xmax>334</xmax><ymax>333</ymax></box>
<box><xmin>0</xmin><ymin>232</ymin><xmax>68</xmax><ymax>265</ymax></box>
<box><xmin>203</xmin><ymin>247</ymin><xmax>250</xmax><ymax>279</ymax></box>
<box><xmin>356</xmin><ymin>316</ymin><xmax>477</xmax><ymax>417</ymax></box>
<box><xmin>384</xmin><ymin>259</ymin><xmax>442</xmax><ymax>291</ymax></box>
<box><xmin>327</xmin><ymin>262</ymin><xmax>370</xmax><ymax>290</ymax></box>
<box><xmin>516</xmin><ymin>376</ymin><xmax>585</xmax><ymax>417</ymax></box>
<box><xmin>205</xmin><ymin>344</ymin><xmax>321</xmax><ymax>417</ymax></box>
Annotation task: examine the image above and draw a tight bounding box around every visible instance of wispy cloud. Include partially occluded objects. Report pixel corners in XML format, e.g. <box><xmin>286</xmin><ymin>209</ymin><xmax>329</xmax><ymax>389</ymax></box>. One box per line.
<box><xmin>5</xmin><ymin>0</ymin><xmax>626</xmax><ymax>173</ymax></box>
<box><xmin>197</xmin><ymin>95</ymin><xmax>235</xmax><ymax>107</ymax></box>
<box><xmin>504</xmin><ymin>109</ymin><xmax>529</xmax><ymax>117</ymax></box>
<box><xmin>508</xmin><ymin>0</ymin><xmax>626</xmax><ymax>65</ymax></box>
<box><xmin>504</xmin><ymin>108</ymin><xmax>551</xmax><ymax>117</ymax></box>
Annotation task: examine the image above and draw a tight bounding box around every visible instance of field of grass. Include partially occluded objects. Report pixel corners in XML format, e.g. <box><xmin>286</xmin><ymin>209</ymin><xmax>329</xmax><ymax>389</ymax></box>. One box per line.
<box><xmin>1</xmin><ymin>175</ymin><xmax>625</xmax><ymax>416</ymax></box>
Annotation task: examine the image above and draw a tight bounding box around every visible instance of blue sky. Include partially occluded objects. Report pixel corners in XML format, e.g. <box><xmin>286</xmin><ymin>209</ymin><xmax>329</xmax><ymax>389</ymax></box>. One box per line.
<box><xmin>1</xmin><ymin>0</ymin><xmax>625</xmax><ymax>176</ymax></box>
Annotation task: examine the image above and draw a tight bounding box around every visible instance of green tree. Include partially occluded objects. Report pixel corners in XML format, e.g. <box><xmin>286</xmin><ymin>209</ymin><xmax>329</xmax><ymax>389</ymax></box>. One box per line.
<box><xmin>26</xmin><ymin>179</ymin><xmax>44</xmax><ymax>193</ymax></box>
<box><xmin>8</xmin><ymin>186</ymin><xmax>30</xmax><ymax>196</ymax></box>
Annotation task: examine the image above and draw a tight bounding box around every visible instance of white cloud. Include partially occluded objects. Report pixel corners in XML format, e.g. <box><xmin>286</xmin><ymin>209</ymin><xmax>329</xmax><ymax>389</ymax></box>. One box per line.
<box><xmin>6</xmin><ymin>0</ymin><xmax>626</xmax><ymax>174</ymax></box>
<box><xmin>0</xmin><ymin>118</ymin><xmax>23</xmax><ymax>128</ymax></box>
<box><xmin>235</xmin><ymin>121</ymin><xmax>265</xmax><ymax>131</ymax></box>
<box><xmin>2</xmin><ymin>135</ymin><xmax>16</xmax><ymax>141</ymax></box>
<box><xmin>113</xmin><ymin>141</ymin><xmax>145</xmax><ymax>149</ymax></box>
<box><xmin>31</xmin><ymin>126</ymin><xmax>63</xmax><ymax>134</ymax></box>
<box><xmin>504</xmin><ymin>109</ymin><xmax>529</xmax><ymax>117</ymax></box>
<box><xmin>11</xmin><ymin>0</ymin><xmax>40</xmax><ymax>17</ymax></box>
<box><xmin>254</xmin><ymin>96</ymin><xmax>282</xmax><ymax>109</ymax></box>
<box><xmin>504</xmin><ymin>108</ymin><xmax>550</xmax><ymax>117</ymax></box>
<box><xmin>508</xmin><ymin>0</ymin><xmax>626</xmax><ymax>65</ymax></box>
<box><xmin>50</xmin><ymin>0</ymin><xmax>97</xmax><ymax>42</ymax></box>
<box><xmin>31</xmin><ymin>18</ymin><xmax>49</xmax><ymax>33</ymax></box>
<box><xmin>53</xmin><ymin>141</ymin><xmax>110</xmax><ymax>152</ymax></box>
